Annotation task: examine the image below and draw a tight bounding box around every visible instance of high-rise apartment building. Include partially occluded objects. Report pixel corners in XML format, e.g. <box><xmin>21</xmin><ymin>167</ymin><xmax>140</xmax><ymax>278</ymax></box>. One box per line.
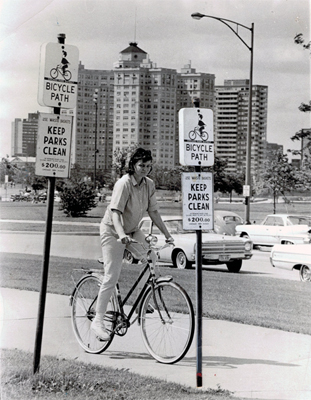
<box><xmin>76</xmin><ymin>64</ymin><xmax>115</xmax><ymax>173</ymax></box>
<box><xmin>215</xmin><ymin>80</ymin><xmax>268</xmax><ymax>175</ymax></box>
<box><xmin>75</xmin><ymin>43</ymin><xmax>216</xmax><ymax>173</ymax></box>
<box><xmin>113</xmin><ymin>42</ymin><xmax>177</xmax><ymax>167</ymax></box>
<box><xmin>11</xmin><ymin>112</ymin><xmax>38</xmax><ymax>157</ymax></box>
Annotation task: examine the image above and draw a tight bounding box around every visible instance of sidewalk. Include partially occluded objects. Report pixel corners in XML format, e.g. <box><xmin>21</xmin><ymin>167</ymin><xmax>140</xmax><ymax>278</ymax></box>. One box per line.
<box><xmin>1</xmin><ymin>229</ymin><xmax>311</xmax><ymax>399</ymax></box>
<box><xmin>1</xmin><ymin>288</ymin><xmax>311</xmax><ymax>400</ymax></box>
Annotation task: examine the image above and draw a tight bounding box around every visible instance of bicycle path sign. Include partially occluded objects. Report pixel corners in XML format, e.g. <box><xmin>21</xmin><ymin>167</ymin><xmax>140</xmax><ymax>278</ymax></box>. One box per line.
<box><xmin>38</xmin><ymin>42</ymin><xmax>79</xmax><ymax>109</ymax></box>
<box><xmin>179</xmin><ymin>108</ymin><xmax>214</xmax><ymax>166</ymax></box>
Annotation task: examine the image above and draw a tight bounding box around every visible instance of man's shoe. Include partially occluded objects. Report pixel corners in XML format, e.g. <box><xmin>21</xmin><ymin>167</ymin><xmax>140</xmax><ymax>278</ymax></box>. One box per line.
<box><xmin>91</xmin><ymin>320</ymin><xmax>111</xmax><ymax>341</ymax></box>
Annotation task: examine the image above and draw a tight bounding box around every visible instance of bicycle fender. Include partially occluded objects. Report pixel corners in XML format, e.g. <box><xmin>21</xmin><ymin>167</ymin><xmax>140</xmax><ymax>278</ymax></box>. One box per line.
<box><xmin>69</xmin><ymin>273</ymin><xmax>103</xmax><ymax>306</ymax></box>
<box><xmin>155</xmin><ymin>276</ymin><xmax>173</xmax><ymax>284</ymax></box>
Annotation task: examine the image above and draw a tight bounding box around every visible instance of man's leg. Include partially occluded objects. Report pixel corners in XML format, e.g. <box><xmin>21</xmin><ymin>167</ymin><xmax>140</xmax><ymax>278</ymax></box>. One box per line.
<box><xmin>92</xmin><ymin>224</ymin><xmax>125</xmax><ymax>340</ymax></box>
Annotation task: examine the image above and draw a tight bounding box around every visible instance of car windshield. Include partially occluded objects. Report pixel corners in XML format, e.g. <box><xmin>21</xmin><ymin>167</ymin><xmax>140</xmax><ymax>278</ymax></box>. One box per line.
<box><xmin>223</xmin><ymin>215</ymin><xmax>243</xmax><ymax>223</ymax></box>
<box><xmin>159</xmin><ymin>220</ymin><xmax>195</xmax><ymax>234</ymax></box>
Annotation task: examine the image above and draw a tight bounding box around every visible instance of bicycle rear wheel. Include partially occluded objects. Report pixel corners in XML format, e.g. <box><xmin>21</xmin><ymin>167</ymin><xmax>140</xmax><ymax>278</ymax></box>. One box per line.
<box><xmin>50</xmin><ymin>68</ymin><xmax>58</xmax><ymax>79</ymax></box>
<box><xmin>189</xmin><ymin>130</ymin><xmax>196</xmax><ymax>141</ymax></box>
<box><xmin>140</xmin><ymin>281</ymin><xmax>194</xmax><ymax>364</ymax></box>
<box><xmin>71</xmin><ymin>275</ymin><xmax>116</xmax><ymax>354</ymax></box>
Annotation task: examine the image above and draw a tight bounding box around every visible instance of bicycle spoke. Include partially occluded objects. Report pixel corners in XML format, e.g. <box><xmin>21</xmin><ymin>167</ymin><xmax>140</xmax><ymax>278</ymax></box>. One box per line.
<box><xmin>140</xmin><ymin>282</ymin><xmax>194</xmax><ymax>364</ymax></box>
<box><xmin>71</xmin><ymin>275</ymin><xmax>116</xmax><ymax>354</ymax></box>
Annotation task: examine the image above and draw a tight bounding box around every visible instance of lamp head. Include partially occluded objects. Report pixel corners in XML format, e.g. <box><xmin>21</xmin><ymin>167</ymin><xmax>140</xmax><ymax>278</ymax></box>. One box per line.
<box><xmin>191</xmin><ymin>12</ymin><xmax>205</xmax><ymax>20</ymax></box>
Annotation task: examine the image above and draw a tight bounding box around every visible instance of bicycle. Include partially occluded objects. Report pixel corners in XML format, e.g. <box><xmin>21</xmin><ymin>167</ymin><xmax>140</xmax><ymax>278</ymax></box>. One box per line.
<box><xmin>70</xmin><ymin>235</ymin><xmax>194</xmax><ymax>364</ymax></box>
<box><xmin>50</xmin><ymin>65</ymin><xmax>72</xmax><ymax>81</ymax></box>
<box><xmin>188</xmin><ymin>126</ymin><xmax>209</xmax><ymax>142</ymax></box>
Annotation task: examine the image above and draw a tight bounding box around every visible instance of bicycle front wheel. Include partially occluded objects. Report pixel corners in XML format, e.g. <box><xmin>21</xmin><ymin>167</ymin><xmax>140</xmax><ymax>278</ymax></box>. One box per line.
<box><xmin>63</xmin><ymin>70</ymin><xmax>72</xmax><ymax>81</ymax></box>
<box><xmin>71</xmin><ymin>275</ymin><xmax>116</xmax><ymax>354</ymax></box>
<box><xmin>140</xmin><ymin>281</ymin><xmax>194</xmax><ymax>364</ymax></box>
<box><xmin>201</xmin><ymin>131</ymin><xmax>209</xmax><ymax>141</ymax></box>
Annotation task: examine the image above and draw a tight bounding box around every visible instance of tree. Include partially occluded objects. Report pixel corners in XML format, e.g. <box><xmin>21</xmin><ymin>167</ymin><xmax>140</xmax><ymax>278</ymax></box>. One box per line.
<box><xmin>151</xmin><ymin>156</ymin><xmax>244</xmax><ymax>197</ymax></box>
<box><xmin>1</xmin><ymin>157</ymin><xmax>14</xmax><ymax>183</ymax></box>
<box><xmin>223</xmin><ymin>173</ymin><xmax>244</xmax><ymax>202</ymax></box>
<box><xmin>205</xmin><ymin>157</ymin><xmax>244</xmax><ymax>198</ymax></box>
<box><xmin>262</xmin><ymin>150</ymin><xmax>299</xmax><ymax>213</ymax></box>
<box><xmin>112</xmin><ymin>144</ymin><xmax>138</xmax><ymax>179</ymax></box>
<box><xmin>57</xmin><ymin>164</ymin><xmax>97</xmax><ymax>217</ymax></box>
<box><xmin>58</xmin><ymin>181</ymin><xmax>97</xmax><ymax>217</ymax></box>
<box><xmin>289</xmin><ymin>33</ymin><xmax>311</xmax><ymax>170</ymax></box>
<box><xmin>32</xmin><ymin>176</ymin><xmax>47</xmax><ymax>193</ymax></box>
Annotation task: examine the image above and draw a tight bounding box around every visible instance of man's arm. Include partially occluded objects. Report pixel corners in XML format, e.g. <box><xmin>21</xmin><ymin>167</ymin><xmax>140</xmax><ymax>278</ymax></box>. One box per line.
<box><xmin>112</xmin><ymin>210</ymin><xmax>130</xmax><ymax>243</ymax></box>
<box><xmin>148</xmin><ymin>210</ymin><xmax>173</xmax><ymax>241</ymax></box>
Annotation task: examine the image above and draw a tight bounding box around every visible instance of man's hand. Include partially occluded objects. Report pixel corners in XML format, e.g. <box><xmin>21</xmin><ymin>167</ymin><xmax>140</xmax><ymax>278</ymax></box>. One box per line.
<box><xmin>120</xmin><ymin>236</ymin><xmax>131</xmax><ymax>245</ymax></box>
<box><xmin>165</xmin><ymin>236</ymin><xmax>174</xmax><ymax>244</ymax></box>
<box><xmin>120</xmin><ymin>236</ymin><xmax>138</xmax><ymax>245</ymax></box>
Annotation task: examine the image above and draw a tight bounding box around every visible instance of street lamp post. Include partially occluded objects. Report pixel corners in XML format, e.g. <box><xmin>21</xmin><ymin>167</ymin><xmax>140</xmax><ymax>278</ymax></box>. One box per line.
<box><xmin>191</xmin><ymin>12</ymin><xmax>254</xmax><ymax>224</ymax></box>
<box><xmin>93</xmin><ymin>89</ymin><xmax>99</xmax><ymax>188</ymax></box>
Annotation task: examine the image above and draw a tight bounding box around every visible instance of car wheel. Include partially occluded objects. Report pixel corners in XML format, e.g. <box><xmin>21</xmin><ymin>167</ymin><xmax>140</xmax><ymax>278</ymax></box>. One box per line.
<box><xmin>241</xmin><ymin>233</ymin><xmax>250</xmax><ymax>240</ymax></box>
<box><xmin>299</xmin><ymin>265</ymin><xmax>311</xmax><ymax>282</ymax></box>
<box><xmin>173</xmin><ymin>250</ymin><xmax>191</xmax><ymax>269</ymax></box>
<box><xmin>226</xmin><ymin>260</ymin><xmax>242</xmax><ymax>273</ymax></box>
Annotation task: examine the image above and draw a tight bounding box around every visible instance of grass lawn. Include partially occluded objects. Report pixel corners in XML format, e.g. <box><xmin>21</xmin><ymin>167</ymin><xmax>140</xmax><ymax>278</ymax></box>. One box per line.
<box><xmin>1</xmin><ymin>200</ymin><xmax>310</xmax><ymax>232</ymax></box>
<box><xmin>1</xmin><ymin>252</ymin><xmax>310</xmax><ymax>335</ymax></box>
<box><xmin>1</xmin><ymin>349</ymin><xmax>236</xmax><ymax>400</ymax></box>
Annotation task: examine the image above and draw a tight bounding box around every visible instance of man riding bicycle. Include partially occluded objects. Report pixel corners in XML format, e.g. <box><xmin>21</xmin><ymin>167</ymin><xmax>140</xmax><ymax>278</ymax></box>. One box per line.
<box><xmin>91</xmin><ymin>148</ymin><xmax>174</xmax><ymax>341</ymax></box>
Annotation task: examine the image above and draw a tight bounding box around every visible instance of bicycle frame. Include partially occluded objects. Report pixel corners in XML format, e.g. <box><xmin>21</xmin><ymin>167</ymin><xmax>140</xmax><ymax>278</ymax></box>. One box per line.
<box><xmin>115</xmin><ymin>261</ymin><xmax>151</xmax><ymax>325</ymax></box>
<box><xmin>113</xmin><ymin>254</ymin><xmax>173</xmax><ymax>328</ymax></box>
<box><xmin>70</xmin><ymin>239</ymin><xmax>194</xmax><ymax>363</ymax></box>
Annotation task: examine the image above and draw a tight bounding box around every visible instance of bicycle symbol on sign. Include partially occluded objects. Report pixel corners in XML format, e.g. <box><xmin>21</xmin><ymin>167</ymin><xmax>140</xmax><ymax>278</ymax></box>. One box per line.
<box><xmin>188</xmin><ymin>109</ymin><xmax>209</xmax><ymax>141</ymax></box>
<box><xmin>188</xmin><ymin>126</ymin><xmax>209</xmax><ymax>141</ymax></box>
<box><xmin>50</xmin><ymin>65</ymin><xmax>72</xmax><ymax>81</ymax></box>
<box><xmin>50</xmin><ymin>47</ymin><xmax>72</xmax><ymax>81</ymax></box>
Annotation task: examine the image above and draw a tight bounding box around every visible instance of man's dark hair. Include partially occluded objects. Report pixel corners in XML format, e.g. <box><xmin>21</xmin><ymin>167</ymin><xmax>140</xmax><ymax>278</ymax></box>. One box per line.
<box><xmin>127</xmin><ymin>148</ymin><xmax>153</xmax><ymax>175</ymax></box>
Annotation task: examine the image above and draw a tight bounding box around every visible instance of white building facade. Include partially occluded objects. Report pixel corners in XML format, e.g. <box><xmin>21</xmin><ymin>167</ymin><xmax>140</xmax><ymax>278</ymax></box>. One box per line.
<box><xmin>215</xmin><ymin>80</ymin><xmax>268</xmax><ymax>175</ymax></box>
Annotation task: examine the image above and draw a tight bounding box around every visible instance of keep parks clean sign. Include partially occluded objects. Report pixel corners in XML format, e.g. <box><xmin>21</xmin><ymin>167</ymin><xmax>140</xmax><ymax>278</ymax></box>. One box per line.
<box><xmin>35</xmin><ymin>113</ymin><xmax>73</xmax><ymax>178</ymax></box>
<box><xmin>182</xmin><ymin>172</ymin><xmax>214</xmax><ymax>230</ymax></box>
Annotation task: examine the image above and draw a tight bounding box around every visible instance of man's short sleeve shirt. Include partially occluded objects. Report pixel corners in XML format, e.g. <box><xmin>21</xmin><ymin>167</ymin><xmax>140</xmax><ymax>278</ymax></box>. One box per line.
<box><xmin>103</xmin><ymin>174</ymin><xmax>158</xmax><ymax>234</ymax></box>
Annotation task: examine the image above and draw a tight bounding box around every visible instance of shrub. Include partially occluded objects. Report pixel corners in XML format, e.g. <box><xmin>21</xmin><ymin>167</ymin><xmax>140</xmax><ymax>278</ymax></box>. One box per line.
<box><xmin>58</xmin><ymin>182</ymin><xmax>97</xmax><ymax>217</ymax></box>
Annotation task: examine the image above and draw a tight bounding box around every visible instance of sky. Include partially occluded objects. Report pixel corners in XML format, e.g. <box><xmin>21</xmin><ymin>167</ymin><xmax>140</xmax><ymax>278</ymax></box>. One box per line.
<box><xmin>0</xmin><ymin>0</ymin><xmax>310</xmax><ymax>160</ymax></box>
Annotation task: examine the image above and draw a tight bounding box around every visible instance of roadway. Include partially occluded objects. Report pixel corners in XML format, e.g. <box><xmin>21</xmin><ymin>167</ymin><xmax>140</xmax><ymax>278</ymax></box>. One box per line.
<box><xmin>0</xmin><ymin>229</ymin><xmax>300</xmax><ymax>282</ymax></box>
<box><xmin>1</xmin><ymin>227</ymin><xmax>310</xmax><ymax>399</ymax></box>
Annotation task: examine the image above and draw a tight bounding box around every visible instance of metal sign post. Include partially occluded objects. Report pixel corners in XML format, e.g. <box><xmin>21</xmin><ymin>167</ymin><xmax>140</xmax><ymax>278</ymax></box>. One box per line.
<box><xmin>179</xmin><ymin>99</ymin><xmax>214</xmax><ymax>387</ymax></box>
<box><xmin>33</xmin><ymin>170</ymin><xmax>56</xmax><ymax>374</ymax></box>
<box><xmin>33</xmin><ymin>33</ymin><xmax>78</xmax><ymax>374</ymax></box>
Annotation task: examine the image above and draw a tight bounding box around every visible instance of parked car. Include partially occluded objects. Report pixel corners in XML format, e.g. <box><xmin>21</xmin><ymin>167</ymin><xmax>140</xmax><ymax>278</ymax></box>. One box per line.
<box><xmin>213</xmin><ymin>210</ymin><xmax>244</xmax><ymax>236</ymax></box>
<box><xmin>10</xmin><ymin>191</ymin><xmax>32</xmax><ymax>202</ymax></box>
<box><xmin>270</xmin><ymin>244</ymin><xmax>311</xmax><ymax>282</ymax></box>
<box><xmin>235</xmin><ymin>214</ymin><xmax>311</xmax><ymax>246</ymax></box>
<box><xmin>127</xmin><ymin>215</ymin><xmax>253</xmax><ymax>272</ymax></box>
